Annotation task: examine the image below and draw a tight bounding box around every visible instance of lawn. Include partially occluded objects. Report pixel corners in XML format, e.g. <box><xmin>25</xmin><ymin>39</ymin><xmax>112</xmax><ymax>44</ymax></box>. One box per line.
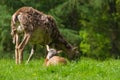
<box><xmin>0</xmin><ymin>58</ymin><xmax>120</xmax><ymax>80</ymax></box>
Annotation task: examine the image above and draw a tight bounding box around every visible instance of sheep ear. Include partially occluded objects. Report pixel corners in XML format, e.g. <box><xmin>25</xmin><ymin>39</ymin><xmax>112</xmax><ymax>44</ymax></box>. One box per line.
<box><xmin>46</xmin><ymin>45</ymin><xmax>50</xmax><ymax>51</ymax></box>
<box><xmin>57</xmin><ymin>50</ymin><xmax>62</xmax><ymax>54</ymax></box>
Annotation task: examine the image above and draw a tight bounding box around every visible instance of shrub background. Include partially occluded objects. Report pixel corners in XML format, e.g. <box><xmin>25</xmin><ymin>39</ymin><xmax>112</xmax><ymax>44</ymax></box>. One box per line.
<box><xmin>0</xmin><ymin>0</ymin><xmax>120</xmax><ymax>59</ymax></box>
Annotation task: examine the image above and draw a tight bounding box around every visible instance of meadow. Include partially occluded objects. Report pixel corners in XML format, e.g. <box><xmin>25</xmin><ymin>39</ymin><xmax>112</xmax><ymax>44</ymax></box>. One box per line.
<box><xmin>0</xmin><ymin>57</ymin><xmax>120</xmax><ymax>80</ymax></box>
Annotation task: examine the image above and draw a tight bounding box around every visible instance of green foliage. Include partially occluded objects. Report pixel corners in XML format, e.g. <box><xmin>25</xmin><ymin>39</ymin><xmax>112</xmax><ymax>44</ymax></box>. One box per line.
<box><xmin>0</xmin><ymin>0</ymin><xmax>120</xmax><ymax>59</ymax></box>
<box><xmin>60</xmin><ymin>28</ymin><xmax>81</xmax><ymax>46</ymax></box>
<box><xmin>0</xmin><ymin>58</ymin><xmax>120</xmax><ymax>80</ymax></box>
<box><xmin>49</xmin><ymin>0</ymin><xmax>81</xmax><ymax>30</ymax></box>
<box><xmin>79</xmin><ymin>0</ymin><xmax>120</xmax><ymax>58</ymax></box>
<box><xmin>0</xmin><ymin>5</ymin><xmax>13</xmax><ymax>51</ymax></box>
<box><xmin>80</xmin><ymin>30</ymin><xmax>111</xmax><ymax>58</ymax></box>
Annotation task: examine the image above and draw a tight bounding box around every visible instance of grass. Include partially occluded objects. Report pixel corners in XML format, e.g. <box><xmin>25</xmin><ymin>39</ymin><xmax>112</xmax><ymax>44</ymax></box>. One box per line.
<box><xmin>0</xmin><ymin>58</ymin><xmax>120</xmax><ymax>80</ymax></box>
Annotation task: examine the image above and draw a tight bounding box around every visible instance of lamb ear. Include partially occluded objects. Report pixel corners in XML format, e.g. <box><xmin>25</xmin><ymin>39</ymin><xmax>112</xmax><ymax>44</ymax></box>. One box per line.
<box><xmin>57</xmin><ymin>50</ymin><xmax>62</xmax><ymax>54</ymax></box>
<box><xmin>46</xmin><ymin>45</ymin><xmax>50</xmax><ymax>51</ymax></box>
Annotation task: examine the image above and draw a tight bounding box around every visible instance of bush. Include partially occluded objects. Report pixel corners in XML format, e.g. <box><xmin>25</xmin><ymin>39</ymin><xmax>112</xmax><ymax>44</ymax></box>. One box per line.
<box><xmin>60</xmin><ymin>28</ymin><xmax>81</xmax><ymax>47</ymax></box>
<box><xmin>80</xmin><ymin>30</ymin><xmax>111</xmax><ymax>59</ymax></box>
<box><xmin>0</xmin><ymin>5</ymin><xmax>13</xmax><ymax>52</ymax></box>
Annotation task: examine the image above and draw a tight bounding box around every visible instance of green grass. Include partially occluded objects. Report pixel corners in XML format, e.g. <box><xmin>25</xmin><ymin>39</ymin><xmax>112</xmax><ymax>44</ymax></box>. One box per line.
<box><xmin>0</xmin><ymin>58</ymin><xmax>120</xmax><ymax>80</ymax></box>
